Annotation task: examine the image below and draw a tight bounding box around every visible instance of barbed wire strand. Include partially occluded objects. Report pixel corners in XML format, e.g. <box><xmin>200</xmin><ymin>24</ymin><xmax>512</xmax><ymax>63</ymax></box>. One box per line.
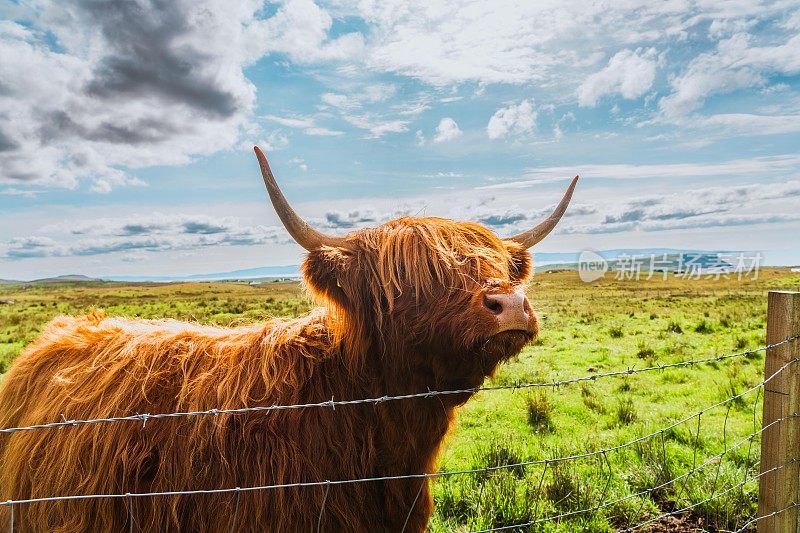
<box><xmin>731</xmin><ymin>501</ymin><xmax>800</xmax><ymax>533</ymax></box>
<box><xmin>1</xmin><ymin>334</ymin><xmax>796</xmax><ymax>437</ymax></box>
<box><xmin>0</xmin><ymin>357</ymin><xmax>794</xmax><ymax>510</ymax></box>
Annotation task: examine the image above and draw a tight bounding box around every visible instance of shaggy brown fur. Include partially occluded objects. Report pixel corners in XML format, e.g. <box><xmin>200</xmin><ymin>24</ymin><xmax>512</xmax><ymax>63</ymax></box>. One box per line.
<box><xmin>0</xmin><ymin>217</ymin><xmax>537</xmax><ymax>532</ymax></box>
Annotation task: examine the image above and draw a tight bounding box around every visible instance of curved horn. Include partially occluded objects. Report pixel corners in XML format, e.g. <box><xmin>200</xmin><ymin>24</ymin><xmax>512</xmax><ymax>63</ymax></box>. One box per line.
<box><xmin>508</xmin><ymin>176</ymin><xmax>580</xmax><ymax>249</ymax></box>
<box><xmin>254</xmin><ymin>146</ymin><xmax>345</xmax><ymax>251</ymax></box>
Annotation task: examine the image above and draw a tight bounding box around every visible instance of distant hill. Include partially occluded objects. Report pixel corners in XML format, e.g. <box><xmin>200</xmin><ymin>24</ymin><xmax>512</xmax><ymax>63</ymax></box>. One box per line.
<box><xmin>533</xmin><ymin>248</ymin><xmax>741</xmax><ymax>265</ymax></box>
<box><xmin>106</xmin><ymin>265</ymin><xmax>301</xmax><ymax>283</ymax></box>
<box><xmin>31</xmin><ymin>274</ymin><xmax>103</xmax><ymax>283</ymax></box>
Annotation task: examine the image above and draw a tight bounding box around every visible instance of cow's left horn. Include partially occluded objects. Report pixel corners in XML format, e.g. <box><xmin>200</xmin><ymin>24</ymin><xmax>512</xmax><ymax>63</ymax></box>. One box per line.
<box><xmin>254</xmin><ymin>146</ymin><xmax>345</xmax><ymax>251</ymax></box>
<box><xmin>508</xmin><ymin>176</ymin><xmax>579</xmax><ymax>249</ymax></box>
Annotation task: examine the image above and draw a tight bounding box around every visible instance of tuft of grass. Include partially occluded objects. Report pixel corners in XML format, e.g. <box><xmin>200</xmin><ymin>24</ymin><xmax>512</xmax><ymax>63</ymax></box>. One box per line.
<box><xmin>614</xmin><ymin>396</ymin><xmax>638</xmax><ymax>426</ymax></box>
<box><xmin>545</xmin><ymin>462</ymin><xmax>597</xmax><ymax>513</ymax></box>
<box><xmin>734</xmin><ymin>336</ymin><xmax>748</xmax><ymax>350</ymax></box>
<box><xmin>581</xmin><ymin>384</ymin><xmax>606</xmax><ymax>413</ymax></box>
<box><xmin>666</xmin><ymin>320</ymin><xmax>683</xmax><ymax>334</ymax></box>
<box><xmin>471</xmin><ymin>438</ymin><xmax>527</xmax><ymax>479</ymax></box>
<box><xmin>525</xmin><ymin>392</ymin><xmax>553</xmax><ymax>432</ymax></box>
<box><xmin>694</xmin><ymin>320</ymin><xmax>714</xmax><ymax>334</ymax></box>
<box><xmin>630</xmin><ymin>440</ymin><xmax>677</xmax><ymax>503</ymax></box>
<box><xmin>636</xmin><ymin>341</ymin><xmax>656</xmax><ymax>360</ymax></box>
<box><xmin>616</xmin><ymin>378</ymin><xmax>632</xmax><ymax>393</ymax></box>
<box><xmin>609</xmin><ymin>326</ymin><xmax>624</xmax><ymax>338</ymax></box>
<box><xmin>720</xmin><ymin>369</ymin><xmax>749</xmax><ymax>409</ymax></box>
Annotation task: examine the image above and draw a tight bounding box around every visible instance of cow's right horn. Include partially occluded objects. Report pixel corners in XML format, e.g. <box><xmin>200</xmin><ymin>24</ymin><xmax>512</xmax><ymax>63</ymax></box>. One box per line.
<box><xmin>508</xmin><ymin>176</ymin><xmax>579</xmax><ymax>249</ymax></box>
<box><xmin>254</xmin><ymin>146</ymin><xmax>345</xmax><ymax>251</ymax></box>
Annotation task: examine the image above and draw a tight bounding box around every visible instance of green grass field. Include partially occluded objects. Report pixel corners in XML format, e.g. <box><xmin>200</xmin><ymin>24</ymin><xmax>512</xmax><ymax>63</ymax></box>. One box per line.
<box><xmin>1</xmin><ymin>269</ymin><xmax>799</xmax><ymax>531</ymax></box>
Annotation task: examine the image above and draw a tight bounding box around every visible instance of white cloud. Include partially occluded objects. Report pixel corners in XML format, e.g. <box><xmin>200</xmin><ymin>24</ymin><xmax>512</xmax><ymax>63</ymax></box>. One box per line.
<box><xmin>480</xmin><ymin>154</ymin><xmax>800</xmax><ymax>189</ymax></box>
<box><xmin>247</xmin><ymin>0</ymin><xmax>365</xmax><ymax>63</ymax></box>
<box><xmin>305</xmin><ymin>127</ymin><xmax>346</xmax><ymax>136</ymax></box>
<box><xmin>433</xmin><ymin>117</ymin><xmax>462</xmax><ymax>143</ymax></box>
<box><xmin>659</xmin><ymin>33</ymin><xmax>800</xmax><ymax>118</ymax></box>
<box><xmin>0</xmin><ymin>187</ymin><xmax>42</xmax><ymax>198</ymax></box>
<box><xmin>289</xmin><ymin>157</ymin><xmax>309</xmax><ymax>172</ymax></box>
<box><xmin>121</xmin><ymin>252</ymin><xmax>148</xmax><ymax>263</ymax></box>
<box><xmin>421</xmin><ymin>171</ymin><xmax>466</xmax><ymax>179</ymax></box>
<box><xmin>553</xmin><ymin>112</ymin><xmax>575</xmax><ymax>140</ymax></box>
<box><xmin>578</xmin><ymin>48</ymin><xmax>657</xmax><ymax>107</ymax></box>
<box><xmin>321</xmin><ymin>92</ymin><xmax>358</xmax><ymax>110</ymax></box>
<box><xmin>250</xmin><ymin>130</ymin><xmax>290</xmax><ymax>152</ymax></box>
<box><xmin>342</xmin><ymin>114</ymin><xmax>409</xmax><ymax>138</ymax></box>
<box><xmin>262</xmin><ymin>114</ymin><xmax>345</xmax><ymax>136</ymax></box>
<box><xmin>321</xmin><ymin>83</ymin><xmax>397</xmax><ymax>111</ymax></box>
<box><xmin>487</xmin><ymin>99</ymin><xmax>537</xmax><ymax>139</ymax></box>
<box><xmin>262</xmin><ymin>115</ymin><xmax>316</xmax><ymax>129</ymax></box>
<box><xmin>393</xmin><ymin>96</ymin><xmax>432</xmax><ymax>116</ymax></box>
<box><xmin>320</xmin><ymin>83</ymin><xmax>417</xmax><ymax>138</ymax></box>
<box><xmin>695</xmin><ymin>113</ymin><xmax>800</xmax><ymax>135</ymax></box>
<box><xmin>361</xmin><ymin>83</ymin><xmax>398</xmax><ymax>103</ymax></box>
<box><xmin>350</xmin><ymin>1</ymin><xmax>793</xmax><ymax>90</ymax></box>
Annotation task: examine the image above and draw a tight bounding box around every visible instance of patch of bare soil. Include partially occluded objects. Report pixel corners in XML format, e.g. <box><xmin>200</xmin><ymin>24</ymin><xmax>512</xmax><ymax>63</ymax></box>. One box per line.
<box><xmin>636</xmin><ymin>513</ymin><xmax>737</xmax><ymax>532</ymax></box>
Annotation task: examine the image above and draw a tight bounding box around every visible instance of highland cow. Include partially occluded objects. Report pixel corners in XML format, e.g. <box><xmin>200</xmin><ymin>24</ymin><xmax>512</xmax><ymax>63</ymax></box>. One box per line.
<box><xmin>0</xmin><ymin>147</ymin><xmax>578</xmax><ymax>532</ymax></box>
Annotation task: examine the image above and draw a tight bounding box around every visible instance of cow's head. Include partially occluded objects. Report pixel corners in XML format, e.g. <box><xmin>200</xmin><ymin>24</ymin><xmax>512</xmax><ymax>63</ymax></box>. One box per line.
<box><xmin>254</xmin><ymin>147</ymin><xmax>578</xmax><ymax>390</ymax></box>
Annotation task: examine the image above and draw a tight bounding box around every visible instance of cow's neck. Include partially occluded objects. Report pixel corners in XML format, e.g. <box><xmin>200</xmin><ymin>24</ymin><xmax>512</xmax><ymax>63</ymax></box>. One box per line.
<box><xmin>367</xmin><ymin>345</ymin><xmax>481</xmax><ymax>476</ymax></box>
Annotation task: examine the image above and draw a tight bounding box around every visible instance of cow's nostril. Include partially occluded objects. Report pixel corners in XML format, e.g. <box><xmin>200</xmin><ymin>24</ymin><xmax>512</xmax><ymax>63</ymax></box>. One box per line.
<box><xmin>484</xmin><ymin>296</ymin><xmax>503</xmax><ymax>315</ymax></box>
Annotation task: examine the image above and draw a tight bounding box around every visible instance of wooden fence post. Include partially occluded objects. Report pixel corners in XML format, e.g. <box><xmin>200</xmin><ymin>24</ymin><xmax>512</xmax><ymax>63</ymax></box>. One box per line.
<box><xmin>758</xmin><ymin>290</ymin><xmax>800</xmax><ymax>533</ymax></box>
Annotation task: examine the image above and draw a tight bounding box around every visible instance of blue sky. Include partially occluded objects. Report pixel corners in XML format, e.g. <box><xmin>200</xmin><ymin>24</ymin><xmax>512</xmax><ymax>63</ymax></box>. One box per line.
<box><xmin>1</xmin><ymin>0</ymin><xmax>799</xmax><ymax>280</ymax></box>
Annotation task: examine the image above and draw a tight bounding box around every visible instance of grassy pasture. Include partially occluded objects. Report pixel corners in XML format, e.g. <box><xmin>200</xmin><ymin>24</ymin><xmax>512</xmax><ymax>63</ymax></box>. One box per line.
<box><xmin>1</xmin><ymin>269</ymin><xmax>799</xmax><ymax>531</ymax></box>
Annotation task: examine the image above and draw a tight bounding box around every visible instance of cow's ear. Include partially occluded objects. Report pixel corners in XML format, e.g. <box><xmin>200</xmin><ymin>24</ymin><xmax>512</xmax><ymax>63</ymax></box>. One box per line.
<box><xmin>302</xmin><ymin>246</ymin><xmax>354</xmax><ymax>310</ymax></box>
<box><xmin>507</xmin><ymin>244</ymin><xmax>532</xmax><ymax>282</ymax></box>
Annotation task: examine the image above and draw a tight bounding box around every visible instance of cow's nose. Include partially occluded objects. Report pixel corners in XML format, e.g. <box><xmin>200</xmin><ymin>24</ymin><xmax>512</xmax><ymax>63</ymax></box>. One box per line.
<box><xmin>483</xmin><ymin>291</ymin><xmax>534</xmax><ymax>333</ymax></box>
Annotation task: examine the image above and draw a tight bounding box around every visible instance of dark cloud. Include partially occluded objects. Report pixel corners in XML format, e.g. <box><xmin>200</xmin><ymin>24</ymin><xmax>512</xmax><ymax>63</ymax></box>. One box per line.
<box><xmin>0</xmin><ymin>128</ymin><xmax>18</xmax><ymax>152</ymax></box>
<box><xmin>604</xmin><ymin>209</ymin><xmax>646</xmax><ymax>224</ymax></box>
<box><xmin>4</xmin><ymin>237</ymin><xmax>59</xmax><ymax>259</ymax></box>
<box><xmin>324</xmin><ymin>210</ymin><xmax>378</xmax><ymax>228</ymax></box>
<box><xmin>565</xmin><ymin>205</ymin><xmax>598</xmax><ymax>216</ymax></box>
<box><xmin>40</xmin><ymin>111</ymin><xmax>180</xmax><ymax>145</ymax></box>
<box><xmin>476</xmin><ymin>213</ymin><xmax>527</xmax><ymax>227</ymax></box>
<box><xmin>647</xmin><ymin>208</ymin><xmax>725</xmax><ymax>221</ymax></box>
<box><xmin>2</xmin><ymin>214</ymin><xmax>289</xmax><ymax>259</ymax></box>
<box><xmin>117</xmin><ymin>223</ymin><xmax>162</xmax><ymax>236</ymax></box>
<box><xmin>560</xmin><ymin>181</ymin><xmax>800</xmax><ymax>235</ymax></box>
<box><xmin>628</xmin><ymin>198</ymin><xmax>659</xmax><ymax>208</ymax></box>
<box><xmin>81</xmin><ymin>0</ymin><xmax>238</xmax><ymax>117</ymax></box>
<box><xmin>182</xmin><ymin>221</ymin><xmax>231</xmax><ymax>234</ymax></box>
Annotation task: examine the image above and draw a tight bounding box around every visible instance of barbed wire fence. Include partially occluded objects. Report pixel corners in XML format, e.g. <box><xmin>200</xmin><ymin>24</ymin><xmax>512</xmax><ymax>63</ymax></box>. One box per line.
<box><xmin>0</xmin><ymin>292</ymin><xmax>798</xmax><ymax>532</ymax></box>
